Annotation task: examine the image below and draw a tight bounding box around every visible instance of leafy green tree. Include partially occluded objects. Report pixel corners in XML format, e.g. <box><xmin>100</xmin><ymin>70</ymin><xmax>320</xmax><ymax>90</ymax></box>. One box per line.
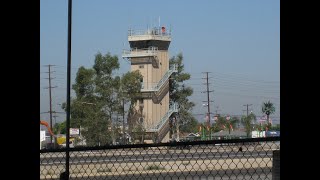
<box><xmin>62</xmin><ymin>52</ymin><xmax>143</xmax><ymax>146</ymax></box>
<box><xmin>53</xmin><ymin>121</ymin><xmax>66</xmax><ymax>134</ymax></box>
<box><xmin>132</xmin><ymin>122</ymin><xmax>145</xmax><ymax>143</ymax></box>
<box><xmin>210</xmin><ymin>123</ymin><xmax>221</xmax><ymax>134</ymax></box>
<box><xmin>120</xmin><ymin>70</ymin><xmax>143</xmax><ymax>141</ymax></box>
<box><xmin>169</xmin><ymin>53</ymin><xmax>196</xmax><ymax>141</ymax></box>
<box><xmin>225</xmin><ymin>116</ymin><xmax>239</xmax><ymax>134</ymax></box>
<box><xmin>68</xmin><ymin>66</ymin><xmax>96</xmax><ymax>129</ymax></box>
<box><xmin>241</xmin><ymin>113</ymin><xmax>257</xmax><ymax>137</ymax></box>
<box><xmin>212</xmin><ymin>116</ymin><xmax>238</xmax><ymax>134</ymax></box>
<box><xmin>93</xmin><ymin>52</ymin><xmax>121</xmax><ymax>145</ymax></box>
<box><xmin>214</xmin><ymin>116</ymin><xmax>227</xmax><ymax>132</ymax></box>
<box><xmin>72</xmin><ymin>66</ymin><xmax>95</xmax><ymax>99</ymax></box>
<box><xmin>269</xmin><ymin>124</ymin><xmax>280</xmax><ymax>131</ymax></box>
<box><xmin>261</xmin><ymin>101</ymin><xmax>276</xmax><ymax>126</ymax></box>
<box><xmin>180</xmin><ymin>117</ymin><xmax>199</xmax><ymax>133</ymax></box>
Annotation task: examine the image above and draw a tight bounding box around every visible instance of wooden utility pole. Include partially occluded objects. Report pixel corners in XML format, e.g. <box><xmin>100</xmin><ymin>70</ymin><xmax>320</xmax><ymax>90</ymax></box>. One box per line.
<box><xmin>243</xmin><ymin>104</ymin><xmax>253</xmax><ymax>117</ymax></box>
<box><xmin>202</xmin><ymin>72</ymin><xmax>213</xmax><ymax>128</ymax></box>
<box><xmin>44</xmin><ymin>64</ymin><xmax>57</xmax><ymax>144</ymax></box>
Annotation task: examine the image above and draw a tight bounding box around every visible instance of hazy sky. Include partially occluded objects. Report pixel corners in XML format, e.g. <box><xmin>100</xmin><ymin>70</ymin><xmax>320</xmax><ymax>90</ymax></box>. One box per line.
<box><xmin>40</xmin><ymin>0</ymin><xmax>280</xmax><ymax>124</ymax></box>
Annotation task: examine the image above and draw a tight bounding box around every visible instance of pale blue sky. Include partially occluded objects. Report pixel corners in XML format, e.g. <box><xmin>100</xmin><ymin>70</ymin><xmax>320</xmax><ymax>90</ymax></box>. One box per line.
<box><xmin>40</xmin><ymin>0</ymin><xmax>280</xmax><ymax>124</ymax></box>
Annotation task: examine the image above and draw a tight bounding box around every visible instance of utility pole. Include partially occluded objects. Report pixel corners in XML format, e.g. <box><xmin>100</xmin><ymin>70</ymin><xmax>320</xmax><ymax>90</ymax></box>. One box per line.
<box><xmin>243</xmin><ymin>104</ymin><xmax>253</xmax><ymax>117</ymax></box>
<box><xmin>202</xmin><ymin>72</ymin><xmax>213</xmax><ymax>133</ymax></box>
<box><xmin>44</xmin><ymin>64</ymin><xmax>57</xmax><ymax>144</ymax></box>
<box><xmin>52</xmin><ymin>114</ymin><xmax>58</xmax><ymax>126</ymax></box>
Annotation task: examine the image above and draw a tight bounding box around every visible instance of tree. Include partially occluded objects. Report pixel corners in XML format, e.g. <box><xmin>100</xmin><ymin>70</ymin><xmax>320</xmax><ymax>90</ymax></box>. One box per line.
<box><xmin>53</xmin><ymin>121</ymin><xmax>66</xmax><ymax>134</ymax></box>
<box><xmin>120</xmin><ymin>70</ymin><xmax>143</xmax><ymax>142</ymax></box>
<box><xmin>131</xmin><ymin>122</ymin><xmax>145</xmax><ymax>143</ymax></box>
<box><xmin>214</xmin><ymin>116</ymin><xmax>227</xmax><ymax>132</ymax></box>
<box><xmin>210</xmin><ymin>123</ymin><xmax>221</xmax><ymax>134</ymax></box>
<box><xmin>93</xmin><ymin>52</ymin><xmax>121</xmax><ymax>145</ymax></box>
<box><xmin>212</xmin><ymin>116</ymin><xmax>238</xmax><ymax>134</ymax></box>
<box><xmin>269</xmin><ymin>124</ymin><xmax>280</xmax><ymax>131</ymax></box>
<box><xmin>241</xmin><ymin>113</ymin><xmax>256</xmax><ymax>138</ymax></box>
<box><xmin>180</xmin><ymin>117</ymin><xmax>199</xmax><ymax>133</ymax></box>
<box><xmin>261</xmin><ymin>101</ymin><xmax>276</xmax><ymax>125</ymax></box>
<box><xmin>225</xmin><ymin>116</ymin><xmax>239</xmax><ymax>134</ymax></box>
<box><xmin>62</xmin><ymin>52</ymin><xmax>143</xmax><ymax>146</ymax></box>
<box><xmin>169</xmin><ymin>53</ymin><xmax>196</xmax><ymax>141</ymax></box>
<box><xmin>72</xmin><ymin>66</ymin><xmax>95</xmax><ymax>99</ymax></box>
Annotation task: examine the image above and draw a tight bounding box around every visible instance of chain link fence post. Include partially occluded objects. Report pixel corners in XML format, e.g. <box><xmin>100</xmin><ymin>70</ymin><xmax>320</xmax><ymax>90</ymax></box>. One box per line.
<box><xmin>272</xmin><ymin>150</ymin><xmax>280</xmax><ymax>180</ymax></box>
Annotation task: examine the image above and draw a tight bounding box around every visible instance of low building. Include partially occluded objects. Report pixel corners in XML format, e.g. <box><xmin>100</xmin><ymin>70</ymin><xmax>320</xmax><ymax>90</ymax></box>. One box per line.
<box><xmin>40</xmin><ymin>131</ymin><xmax>46</xmax><ymax>149</ymax></box>
<box><xmin>212</xmin><ymin>130</ymin><xmax>247</xmax><ymax>139</ymax></box>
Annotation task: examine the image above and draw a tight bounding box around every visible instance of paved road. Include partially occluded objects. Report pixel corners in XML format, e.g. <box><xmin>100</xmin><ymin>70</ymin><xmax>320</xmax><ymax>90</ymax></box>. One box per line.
<box><xmin>44</xmin><ymin>168</ymin><xmax>273</xmax><ymax>180</ymax></box>
<box><xmin>41</xmin><ymin>150</ymin><xmax>274</xmax><ymax>165</ymax></box>
<box><xmin>41</xmin><ymin>146</ymin><xmax>278</xmax><ymax>179</ymax></box>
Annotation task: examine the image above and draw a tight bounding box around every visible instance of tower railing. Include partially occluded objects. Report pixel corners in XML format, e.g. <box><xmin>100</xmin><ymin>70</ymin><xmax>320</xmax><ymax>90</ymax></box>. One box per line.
<box><xmin>141</xmin><ymin>64</ymin><xmax>178</xmax><ymax>92</ymax></box>
<box><xmin>122</xmin><ymin>46</ymin><xmax>158</xmax><ymax>58</ymax></box>
<box><xmin>149</xmin><ymin>103</ymin><xmax>179</xmax><ymax>132</ymax></box>
<box><xmin>128</xmin><ymin>27</ymin><xmax>171</xmax><ymax>36</ymax></box>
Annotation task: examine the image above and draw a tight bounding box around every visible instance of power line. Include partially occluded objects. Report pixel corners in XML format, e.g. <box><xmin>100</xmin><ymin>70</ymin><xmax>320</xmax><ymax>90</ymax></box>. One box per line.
<box><xmin>188</xmin><ymin>71</ymin><xmax>280</xmax><ymax>84</ymax></box>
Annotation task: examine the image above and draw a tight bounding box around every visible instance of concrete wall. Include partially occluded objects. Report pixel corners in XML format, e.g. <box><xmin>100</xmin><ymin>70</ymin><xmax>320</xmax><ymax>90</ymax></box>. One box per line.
<box><xmin>130</xmin><ymin>49</ymin><xmax>170</xmax><ymax>131</ymax></box>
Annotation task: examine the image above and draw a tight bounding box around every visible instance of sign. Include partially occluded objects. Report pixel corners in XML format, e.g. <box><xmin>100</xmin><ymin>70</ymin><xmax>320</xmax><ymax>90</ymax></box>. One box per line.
<box><xmin>70</xmin><ymin>128</ymin><xmax>80</xmax><ymax>135</ymax></box>
<box><xmin>40</xmin><ymin>131</ymin><xmax>46</xmax><ymax>142</ymax></box>
<box><xmin>252</xmin><ymin>131</ymin><xmax>266</xmax><ymax>138</ymax></box>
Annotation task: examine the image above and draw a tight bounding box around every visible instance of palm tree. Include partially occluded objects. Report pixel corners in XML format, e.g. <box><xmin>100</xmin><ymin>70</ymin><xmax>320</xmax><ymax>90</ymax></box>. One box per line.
<box><xmin>261</xmin><ymin>101</ymin><xmax>276</xmax><ymax>125</ymax></box>
<box><xmin>215</xmin><ymin>116</ymin><xmax>227</xmax><ymax>131</ymax></box>
<box><xmin>226</xmin><ymin>116</ymin><xmax>239</xmax><ymax>135</ymax></box>
<box><xmin>241</xmin><ymin>113</ymin><xmax>256</xmax><ymax>138</ymax></box>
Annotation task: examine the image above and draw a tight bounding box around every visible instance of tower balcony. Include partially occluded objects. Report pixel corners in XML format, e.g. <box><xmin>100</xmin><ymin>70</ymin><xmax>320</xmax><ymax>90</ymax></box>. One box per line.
<box><xmin>122</xmin><ymin>46</ymin><xmax>158</xmax><ymax>58</ymax></box>
<box><xmin>127</xmin><ymin>27</ymin><xmax>171</xmax><ymax>50</ymax></box>
<box><xmin>128</xmin><ymin>27</ymin><xmax>171</xmax><ymax>42</ymax></box>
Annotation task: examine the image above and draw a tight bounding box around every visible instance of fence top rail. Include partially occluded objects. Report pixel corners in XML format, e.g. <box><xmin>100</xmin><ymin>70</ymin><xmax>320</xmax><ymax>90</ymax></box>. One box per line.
<box><xmin>40</xmin><ymin>137</ymin><xmax>280</xmax><ymax>153</ymax></box>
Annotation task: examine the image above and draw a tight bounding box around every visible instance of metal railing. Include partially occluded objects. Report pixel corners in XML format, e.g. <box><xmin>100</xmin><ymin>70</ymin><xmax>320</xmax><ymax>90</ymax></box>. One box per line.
<box><xmin>128</xmin><ymin>28</ymin><xmax>171</xmax><ymax>37</ymax></box>
<box><xmin>149</xmin><ymin>103</ymin><xmax>179</xmax><ymax>132</ymax></box>
<box><xmin>40</xmin><ymin>137</ymin><xmax>280</xmax><ymax>180</ymax></box>
<box><xmin>122</xmin><ymin>46</ymin><xmax>158</xmax><ymax>58</ymax></box>
<box><xmin>141</xmin><ymin>64</ymin><xmax>178</xmax><ymax>92</ymax></box>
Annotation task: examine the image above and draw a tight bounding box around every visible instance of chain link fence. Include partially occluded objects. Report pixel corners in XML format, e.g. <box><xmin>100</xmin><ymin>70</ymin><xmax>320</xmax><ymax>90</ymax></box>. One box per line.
<box><xmin>40</xmin><ymin>137</ymin><xmax>280</xmax><ymax>180</ymax></box>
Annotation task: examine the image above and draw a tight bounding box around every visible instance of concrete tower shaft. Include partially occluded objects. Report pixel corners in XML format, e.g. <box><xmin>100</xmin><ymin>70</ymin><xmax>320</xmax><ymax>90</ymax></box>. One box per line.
<box><xmin>122</xmin><ymin>26</ymin><xmax>177</xmax><ymax>143</ymax></box>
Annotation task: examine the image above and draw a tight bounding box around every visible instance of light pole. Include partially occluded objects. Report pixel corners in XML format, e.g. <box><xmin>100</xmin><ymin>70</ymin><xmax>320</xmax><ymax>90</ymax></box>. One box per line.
<box><xmin>65</xmin><ymin>1</ymin><xmax>72</xmax><ymax>179</ymax></box>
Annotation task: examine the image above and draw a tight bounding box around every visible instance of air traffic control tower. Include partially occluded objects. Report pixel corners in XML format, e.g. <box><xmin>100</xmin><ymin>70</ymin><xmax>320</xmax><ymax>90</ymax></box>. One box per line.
<box><xmin>122</xmin><ymin>26</ymin><xmax>178</xmax><ymax>143</ymax></box>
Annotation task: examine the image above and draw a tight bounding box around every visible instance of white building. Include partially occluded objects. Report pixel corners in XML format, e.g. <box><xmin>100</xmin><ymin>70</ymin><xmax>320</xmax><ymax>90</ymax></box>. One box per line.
<box><xmin>40</xmin><ymin>130</ymin><xmax>46</xmax><ymax>149</ymax></box>
<box><xmin>251</xmin><ymin>131</ymin><xmax>266</xmax><ymax>138</ymax></box>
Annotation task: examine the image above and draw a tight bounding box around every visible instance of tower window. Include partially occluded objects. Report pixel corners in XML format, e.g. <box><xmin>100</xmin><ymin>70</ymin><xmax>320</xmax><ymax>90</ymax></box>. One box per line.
<box><xmin>139</xmin><ymin>65</ymin><xmax>144</xmax><ymax>68</ymax></box>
